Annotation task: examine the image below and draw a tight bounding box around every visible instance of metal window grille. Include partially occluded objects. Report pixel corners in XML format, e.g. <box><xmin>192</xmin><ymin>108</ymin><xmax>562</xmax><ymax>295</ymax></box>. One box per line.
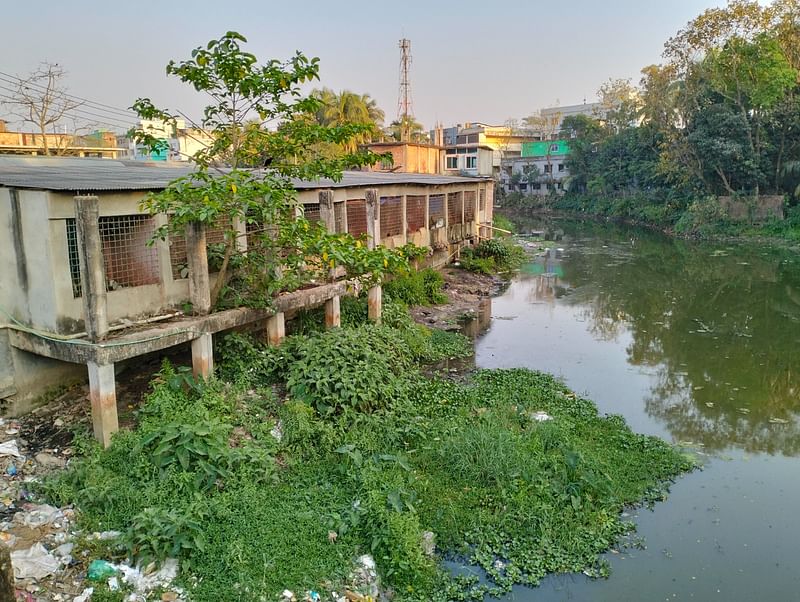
<box><xmin>302</xmin><ymin>203</ymin><xmax>321</xmax><ymax>224</ymax></box>
<box><xmin>447</xmin><ymin>192</ymin><xmax>463</xmax><ymax>225</ymax></box>
<box><xmin>334</xmin><ymin>201</ymin><xmax>346</xmax><ymax>233</ymax></box>
<box><xmin>65</xmin><ymin>219</ymin><xmax>82</xmax><ymax>297</ymax></box>
<box><xmin>347</xmin><ymin>199</ymin><xmax>368</xmax><ymax>237</ymax></box>
<box><xmin>464</xmin><ymin>191</ymin><xmax>476</xmax><ymax>222</ymax></box>
<box><xmin>380</xmin><ymin>196</ymin><xmax>403</xmax><ymax>238</ymax></box>
<box><xmin>406</xmin><ymin>195</ymin><xmax>426</xmax><ymax>234</ymax></box>
<box><xmin>429</xmin><ymin>194</ymin><xmax>445</xmax><ymax>228</ymax></box>
<box><xmin>99</xmin><ymin>215</ymin><xmax>160</xmax><ymax>290</ymax></box>
<box><xmin>169</xmin><ymin>217</ymin><xmax>229</xmax><ymax>279</ymax></box>
<box><xmin>479</xmin><ymin>188</ymin><xmax>486</xmax><ymax>212</ymax></box>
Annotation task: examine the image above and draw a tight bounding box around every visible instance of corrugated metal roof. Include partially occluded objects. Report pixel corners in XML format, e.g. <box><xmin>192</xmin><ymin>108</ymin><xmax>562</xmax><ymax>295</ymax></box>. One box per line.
<box><xmin>0</xmin><ymin>156</ymin><xmax>488</xmax><ymax>193</ymax></box>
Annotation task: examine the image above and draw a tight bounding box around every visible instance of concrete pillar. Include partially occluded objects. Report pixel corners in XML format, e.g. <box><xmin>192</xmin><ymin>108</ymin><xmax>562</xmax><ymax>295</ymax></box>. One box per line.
<box><xmin>365</xmin><ymin>189</ymin><xmax>382</xmax><ymax>324</ymax></box>
<box><xmin>191</xmin><ymin>332</ymin><xmax>214</xmax><ymax>379</ymax></box>
<box><xmin>319</xmin><ymin>190</ymin><xmax>335</xmax><ymax>233</ymax></box>
<box><xmin>401</xmin><ymin>194</ymin><xmax>408</xmax><ymax>244</ymax></box>
<box><xmin>74</xmin><ymin>196</ymin><xmax>108</xmax><ymax>341</ymax></box>
<box><xmin>365</xmin><ymin>189</ymin><xmax>379</xmax><ymax>246</ymax></box>
<box><xmin>185</xmin><ymin>221</ymin><xmax>211</xmax><ymax>315</ymax></box>
<box><xmin>88</xmin><ymin>361</ymin><xmax>118</xmax><ymax>448</ymax></box>
<box><xmin>368</xmin><ymin>286</ymin><xmax>382</xmax><ymax>324</ymax></box>
<box><xmin>266</xmin><ymin>312</ymin><xmax>286</xmax><ymax>346</ymax></box>
<box><xmin>325</xmin><ymin>295</ymin><xmax>341</xmax><ymax>328</ymax></box>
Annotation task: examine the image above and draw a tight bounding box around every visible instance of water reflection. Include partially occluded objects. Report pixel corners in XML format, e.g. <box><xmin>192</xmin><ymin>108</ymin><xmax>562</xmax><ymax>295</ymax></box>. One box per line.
<box><xmin>511</xmin><ymin>219</ymin><xmax>800</xmax><ymax>455</ymax></box>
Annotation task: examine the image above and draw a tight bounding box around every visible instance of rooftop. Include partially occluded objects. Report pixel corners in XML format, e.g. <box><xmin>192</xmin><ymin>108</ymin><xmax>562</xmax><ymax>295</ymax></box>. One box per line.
<box><xmin>0</xmin><ymin>156</ymin><xmax>488</xmax><ymax>193</ymax></box>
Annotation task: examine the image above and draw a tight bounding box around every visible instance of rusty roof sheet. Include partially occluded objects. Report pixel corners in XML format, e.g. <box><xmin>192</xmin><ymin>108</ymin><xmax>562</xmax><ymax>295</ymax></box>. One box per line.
<box><xmin>0</xmin><ymin>156</ymin><xmax>488</xmax><ymax>193</ymax></box>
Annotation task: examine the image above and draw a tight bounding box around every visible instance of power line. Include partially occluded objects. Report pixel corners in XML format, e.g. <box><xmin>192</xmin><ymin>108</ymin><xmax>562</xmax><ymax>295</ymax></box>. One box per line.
<box><xmin>0</xmin><ymin>70</ymin><xmax>136</xmax><ymax>119</ymax></box>
<box><xmin>0</xmin><ymin>91</ymin><xmax>134</xmax><ymax>132</ymax></box>
<box><xmin>0</xmin><ymin>84</ymin><xmax>135</xmax><ymax>126</ymax></box>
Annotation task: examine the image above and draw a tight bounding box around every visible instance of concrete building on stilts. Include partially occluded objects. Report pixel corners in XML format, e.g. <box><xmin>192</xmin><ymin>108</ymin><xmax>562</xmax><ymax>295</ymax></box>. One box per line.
<box><xmin>0</xmin><ymin>156</ymin><xmax>494</xmax><ymax>446</ymax></box>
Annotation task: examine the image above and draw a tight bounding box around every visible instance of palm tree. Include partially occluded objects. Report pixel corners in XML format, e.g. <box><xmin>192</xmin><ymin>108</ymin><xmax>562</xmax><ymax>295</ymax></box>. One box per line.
<box><xmin>388</xmin><ymin>116</ymin><xmax>428</xmax><ymax>143</ymax></box>
<box><xmin>309</xmin><ymin>88</ymin><xmax>384</xmax><ymax>153</ymax></box>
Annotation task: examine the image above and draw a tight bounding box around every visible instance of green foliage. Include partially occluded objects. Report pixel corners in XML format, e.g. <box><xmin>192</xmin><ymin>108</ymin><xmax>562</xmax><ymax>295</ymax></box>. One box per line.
<box><xmin>384</xmin><ymin>268</ymin><xmax>448</xmax><ymax>306</ymax></box>
<box><xmin>554</xmin><ymin>3</ymin><xmax>800</xmax><ymax>239</ymax></box>
<box><xmin>460</xmin><ymin>238</ymin><xmax>527</xmax><ymax>274</ymax></box>
<box><xmin>286</xmin><ymin>326</ymin><xmax>411</xmax><ymax>415</ymax></box>
<box><xmin>131</xmin><ymin>32</ymin><xmax>414</xmax><ymax>309</ymax></box>
<box><xmin>42</xmin><ymin>312</ymin><xmax>692</xmax><ymax>601</ymax></box>
<box><xmin>492</xmin><ymin>214</ymin><xmax>516</xmax><ymax>234</ymax></box>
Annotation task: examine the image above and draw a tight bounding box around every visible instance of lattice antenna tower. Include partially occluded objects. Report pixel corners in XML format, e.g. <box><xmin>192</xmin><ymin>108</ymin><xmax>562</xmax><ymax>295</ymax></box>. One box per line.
<box><xmin>397</xmin><ymin>38</ymin><xmax>413</xmax><ymax>141</ymax></box>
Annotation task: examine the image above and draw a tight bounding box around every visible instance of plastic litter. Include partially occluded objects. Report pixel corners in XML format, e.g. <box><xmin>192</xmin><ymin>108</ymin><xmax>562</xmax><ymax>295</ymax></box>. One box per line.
<box><xmin>88</xmin><ymin>530</ymin><xmax>122</xmax><ymax>541</ymax></box>
<box><xmin>11</xmin><ymin>543</ymin><xmax>61</xmax><ymax>580</ymax></box>
<box><xmin>87</xmin><ymin>559</ymin><xmax>118</xmax><ymax>582</ymax></box>
<box><xmin>0</xmin><ymin>439</ymin><xmax>22</xmax><ymax>458</ymax></box>
<box><xmin>117</xmin><ymin>558</ymin><xmax>179</xmax><ymax>593</ymax></box>
<box><xmin>73</xmin><ymin>588</ymin><xmax>94</xmax><ymax>602</ymax></box>
<box><xmin>20</xmin><ymin>504</ymin><xmax>63</xmax><ymax>528</ymax></box>
<box><xmin>529</xmin><ymin>411</ymin><xmax>553</xmax><ymax>422</ymax></box>
<box><xmin>6</xmin><ymin>466</ymin><xmax>17</xmax><ymax>476</ymax></box>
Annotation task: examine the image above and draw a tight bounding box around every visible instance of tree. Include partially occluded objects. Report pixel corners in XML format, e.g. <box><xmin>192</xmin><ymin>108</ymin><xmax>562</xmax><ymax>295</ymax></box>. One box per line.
<box><xmin>308</xmin><ymin>88</ymin><xmax>384</xmax><ymax>153</ymax></box>
<box><xmin>2</xmin><ymin>62</ymin><xmax>84</xmax><ymax>155</ymax></box>
<box><xmin>388</xmin><ymin>116</ymin><xmax>428</xmax><ymax>143</ymax></box>
<box><xmin>597</xmin><ymin>78</ymin><xmax>641</xmax><ymax>133</ymax></box>
<box><xmin>131</xmin><ymin>32</ymin><xmax>410</xmax><ymax>309</ymax></box>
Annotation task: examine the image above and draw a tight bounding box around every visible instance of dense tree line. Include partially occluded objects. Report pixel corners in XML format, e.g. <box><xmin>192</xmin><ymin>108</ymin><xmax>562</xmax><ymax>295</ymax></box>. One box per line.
<box><xmin>558</xmin><ymin>0</ymin><xmax>800</xmax><ymax>232</ymax></box>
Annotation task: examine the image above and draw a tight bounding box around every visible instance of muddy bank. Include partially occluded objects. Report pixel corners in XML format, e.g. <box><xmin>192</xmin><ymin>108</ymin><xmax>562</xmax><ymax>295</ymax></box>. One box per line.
<box><xmin>408</xmin><ymin>267</ymin><xmax>505</xmax><ymax>331</ymax></box>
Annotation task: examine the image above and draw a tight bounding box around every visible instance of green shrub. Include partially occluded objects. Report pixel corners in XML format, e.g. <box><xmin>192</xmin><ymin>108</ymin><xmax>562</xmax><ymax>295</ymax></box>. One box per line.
<box><xmin>286</xmin><ymin>326</ymin><xmax>412</xmax><ymax>415</ymax></box>
<box><xmin>384</xmin><ymin>268</ymin><xmax>447</xmax><ymax>306</ymax></box>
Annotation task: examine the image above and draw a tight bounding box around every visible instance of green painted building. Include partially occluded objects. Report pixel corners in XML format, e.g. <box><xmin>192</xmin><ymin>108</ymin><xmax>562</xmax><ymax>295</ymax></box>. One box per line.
<box><xmin>521</xmin><ymin>140</ymin><xmax>570</xmax><ymax>158</ymax></box>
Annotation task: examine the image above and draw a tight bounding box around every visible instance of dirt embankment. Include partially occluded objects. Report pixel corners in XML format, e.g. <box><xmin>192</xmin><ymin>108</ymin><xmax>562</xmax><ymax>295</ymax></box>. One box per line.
<box><xmin>409</xmin><ymin>267</ymin><xmax>505</xmax><ymax>330</ymax></box>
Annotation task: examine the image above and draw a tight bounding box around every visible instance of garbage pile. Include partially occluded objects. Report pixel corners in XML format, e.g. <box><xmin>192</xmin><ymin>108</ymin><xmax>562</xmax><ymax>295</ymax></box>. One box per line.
<box><xmin>0</xmin><ymin>388</ymin><xmax>184</xmax><ymax>601</ymax></box>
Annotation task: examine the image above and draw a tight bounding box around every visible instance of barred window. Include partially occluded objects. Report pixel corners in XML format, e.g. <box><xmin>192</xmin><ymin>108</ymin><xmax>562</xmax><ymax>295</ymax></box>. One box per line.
<box><xmin>99</xmin><ymin>215</ymin><xmax>160</xmax><ymax>290</ymax></box>
<box><xmin>479</xmin><ymin>188</ymin><xmax>486</xmax><ymax>212</ymax></box>
<box><xmin>447</xmin><ymin>192</ymin><xmax>463</xmax><ymax>225</ymax></box>
<box><xmin>429</xmin><ymin>194</ymin><xmax>445</xmax><ymax>228</ymax></box>
<box><xmin>334</xmin><ymin>201</ymin><xmax>346</xmax><ymax>233</ymax></box>
<box><xmin>406</xmin><ymin>195</ymin><xmax>426</xmax><ymax>234</ymax></box>
<box><xmin>66</xmin><ymin>216</ymin><xmax>162</xmax><ymax>295</ymax></box>
<box><xmin>464</xmin><ymin>191</ymin><xmax>476</xmax><ymax>222</ymax></box>
<box><xmin>65</xmin><ymin>219</ymin><xmax>82</xmax><ymax>297</ymax></box>
<box><xmin>302</xmin><ymin>203</ymin><xmax>321</xmax><ymax>224</ymax></box>
<box><xmin>347</xmin><ymin>199</ymin><xmax>368</xmax><ymax>238</ymax></box>
<box><xmin>380</xmin><ymin>196</ymin><xmax>403</xmax><ymax>238</ymax></box>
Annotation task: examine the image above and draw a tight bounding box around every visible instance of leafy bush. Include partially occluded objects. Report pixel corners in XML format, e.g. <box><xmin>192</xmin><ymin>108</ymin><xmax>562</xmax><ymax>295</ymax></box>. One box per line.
<box><xmin>384</xmin><ymin>268</ymin><xmax>447</xmax><ymax>306</ymax></box>
<box><xmin>459</xmin><ymin>238</ymin><xmax>526</xmax><ymax>274</ymax></box>
<box><xmin>286</xmin><ymin>326</ymin><xmax>412</xmax><ymax>415</ymax></box>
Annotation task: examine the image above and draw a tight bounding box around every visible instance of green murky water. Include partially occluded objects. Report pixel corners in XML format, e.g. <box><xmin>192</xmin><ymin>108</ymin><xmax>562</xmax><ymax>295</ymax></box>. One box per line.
<box><xmin>477</xmin><ymin>218</ymin><xmax>800</xmax><ymax>601</ymax></box>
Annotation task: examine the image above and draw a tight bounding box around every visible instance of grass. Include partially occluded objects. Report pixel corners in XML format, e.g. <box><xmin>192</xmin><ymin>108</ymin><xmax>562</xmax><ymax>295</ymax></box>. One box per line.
<box><xmin>38</xmin><ymin>302</ymin><xmax>693</xmax><ymax>601</ymax></box>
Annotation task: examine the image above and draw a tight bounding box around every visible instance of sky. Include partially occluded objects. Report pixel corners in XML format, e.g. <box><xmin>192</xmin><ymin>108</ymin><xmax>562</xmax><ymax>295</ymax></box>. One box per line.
<box><xmin>0</xmin><ymin>0</ymin><xmax>731</xmax><ymax>133</ymax></box>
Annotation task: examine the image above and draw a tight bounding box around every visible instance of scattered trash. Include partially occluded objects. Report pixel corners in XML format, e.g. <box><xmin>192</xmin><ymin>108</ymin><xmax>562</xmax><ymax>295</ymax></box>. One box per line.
<box><xmin>529</xmin><ymin>411</ymin><xmax>553</xmax><ymax>422</ymax></box>
<box><xmin>270</xmin><ymin>420</ymin><xmax>284</xmax><ymax>442</ymax></box>
<box><xmin>769</xmin><ymin>417</ymin><xmax>789</xmax><ymax>424</ymax></box>
<box><xmin>280</xmin><ymin>590</ymin><xmax>296</xmax><ymax>602</ymax></box>
<box><xmin>11</xmin><ymin>543</ymin><xmax>61</xmax><ymax>580</ymax></box>
<box><xmin>19</xmin><ymin>504</ymin><xmax>63</xmax><ymax>528</ymax></box>
<box><xmin>87</xmin><ymin>530</ymin><xmax>122</xmax><ymax>541</ymax></box>
<box><xmin>421</xmin><ymin>531</ymin><xmax>436</xmax><ymax>557</ymax></box>
<box><xmin>87</xmin><ymin>559</ymin><xmax>118</xmax><ymax>582</ymax></box>
<box><xmin>6</xmin><ymin>466</ymin><xmax>17</xmax><ymax>476</ymax></box>
<box><xmin>0</xmin><ymin>440</ymin><xmax>22</xmax><ymax>458</ymax></box>
<box><xmin>73</xmin><ymin>587</ymin><xmax>94</xmax><ymax>602</ymax></box>
<box><xmin>117</xmin><ymin>558</ymin><xmax>179</xmax><ymax>593</ymax></box>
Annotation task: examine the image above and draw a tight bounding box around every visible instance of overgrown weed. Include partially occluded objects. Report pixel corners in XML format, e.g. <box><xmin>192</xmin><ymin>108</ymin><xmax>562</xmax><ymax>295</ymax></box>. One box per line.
<box><xmin>39</xmin><ymin>308</ymin><xmax>693</xmax><ymax>601</ymax></box>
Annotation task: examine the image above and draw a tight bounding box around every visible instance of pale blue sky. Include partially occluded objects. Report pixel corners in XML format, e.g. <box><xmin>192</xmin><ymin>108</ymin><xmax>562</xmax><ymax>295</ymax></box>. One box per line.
<box><xmin>1</xmin><ymin>0</ymin><xmax>728</xmax><ymax>131</ymax></box>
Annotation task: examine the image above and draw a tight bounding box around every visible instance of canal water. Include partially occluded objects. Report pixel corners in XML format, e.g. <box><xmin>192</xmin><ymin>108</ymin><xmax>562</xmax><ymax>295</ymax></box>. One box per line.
<box><xmin>475</xmin><ymin>218</ymin><xmax>800</xmax><ymax>601</ymax></box>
